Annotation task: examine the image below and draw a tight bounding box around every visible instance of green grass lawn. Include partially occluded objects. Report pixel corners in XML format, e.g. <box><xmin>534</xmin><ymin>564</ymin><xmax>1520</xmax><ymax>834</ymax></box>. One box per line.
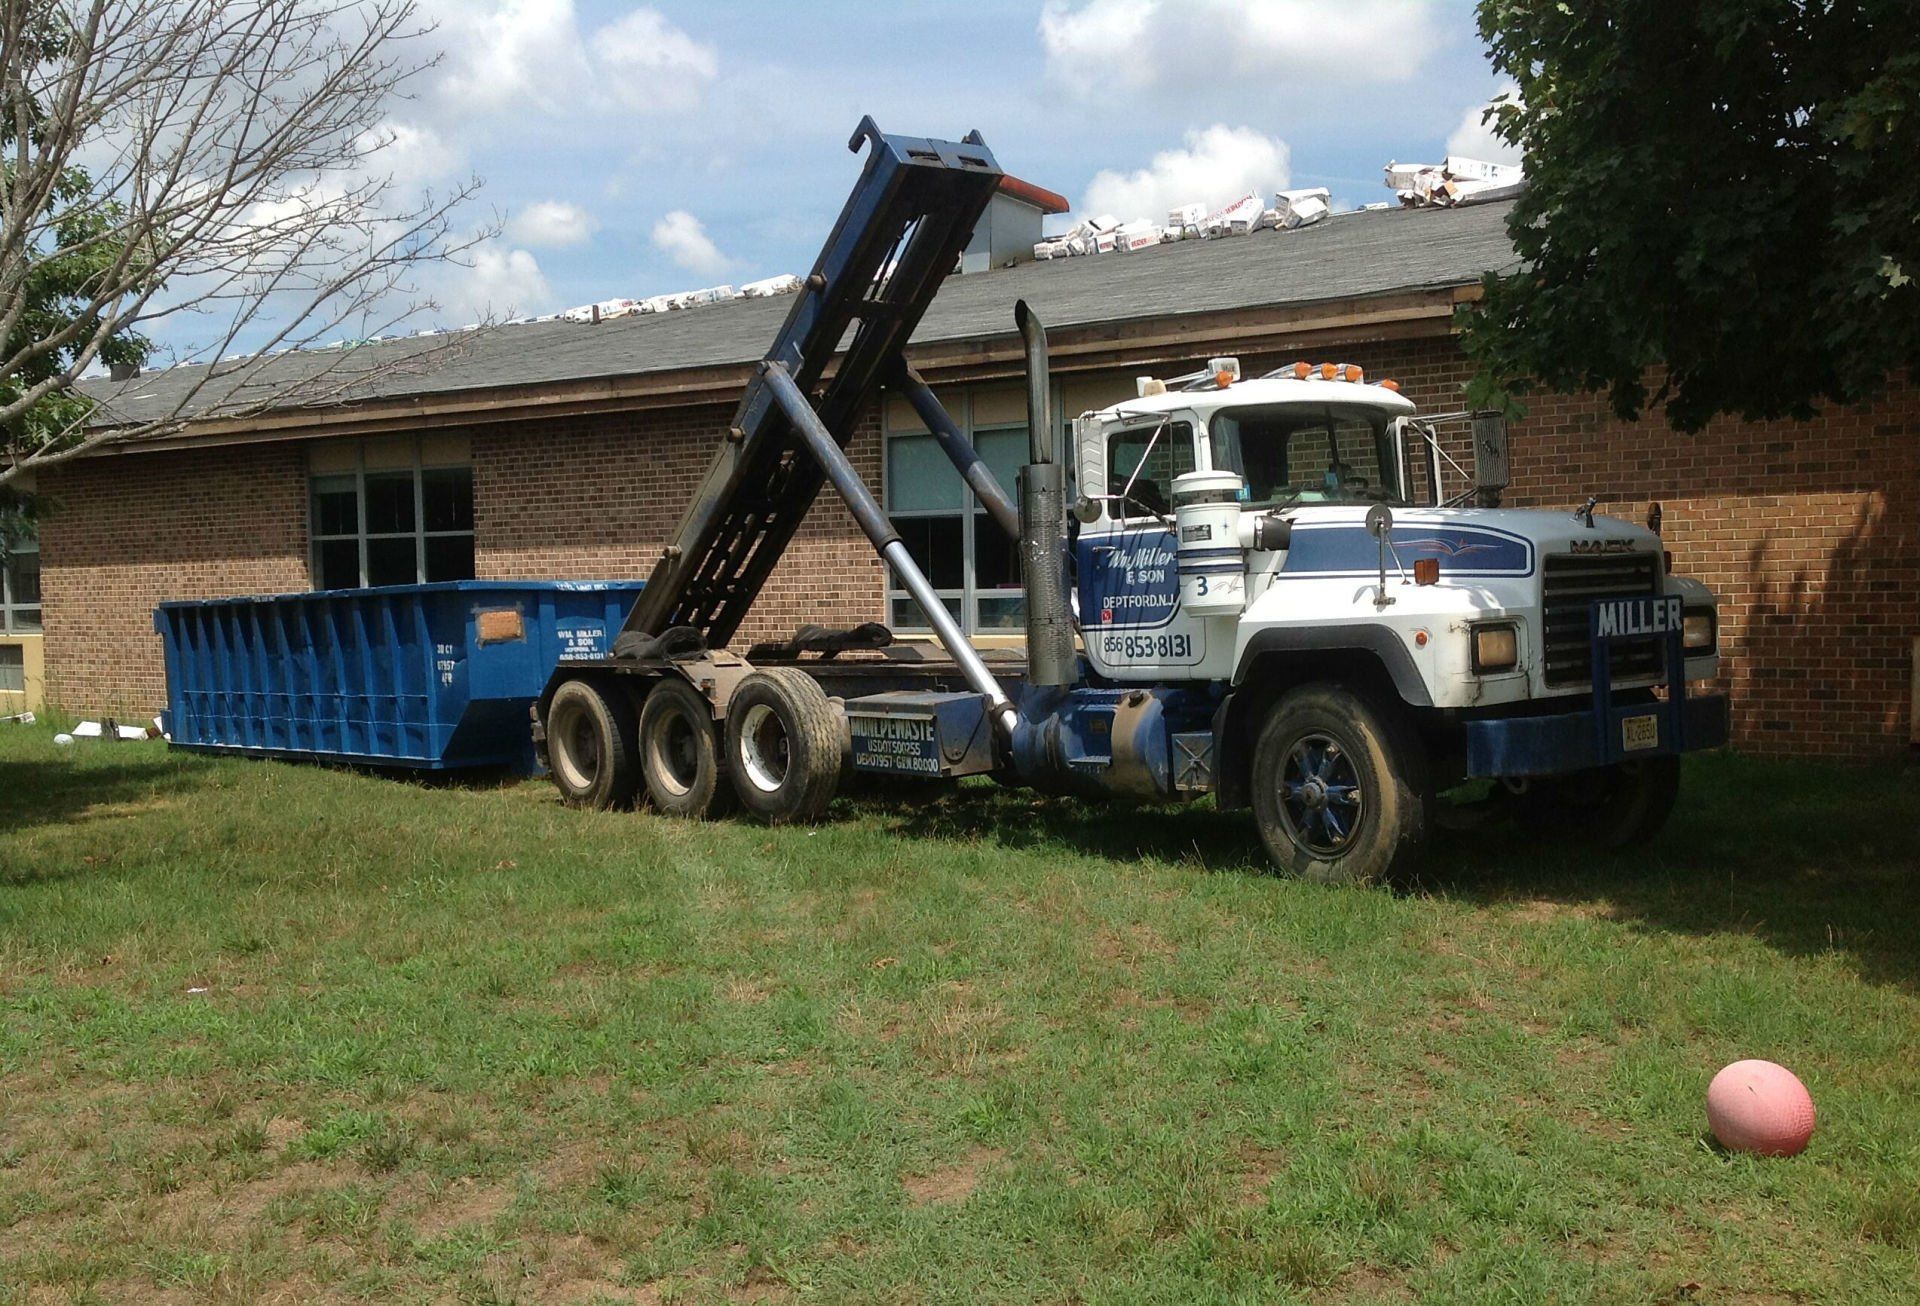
<box><xmin>1</xmin><ymin>724</ymin><xmax>1916</xmax><ymax>1304</ymax></box>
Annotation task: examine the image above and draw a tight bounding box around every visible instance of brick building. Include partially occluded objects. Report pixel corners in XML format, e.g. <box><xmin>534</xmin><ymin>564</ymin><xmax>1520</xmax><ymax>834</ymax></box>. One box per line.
<box><xmin>34</xmin><ymin>199</ymin><xmax>1919</xmax><ymax>758</ymax></box>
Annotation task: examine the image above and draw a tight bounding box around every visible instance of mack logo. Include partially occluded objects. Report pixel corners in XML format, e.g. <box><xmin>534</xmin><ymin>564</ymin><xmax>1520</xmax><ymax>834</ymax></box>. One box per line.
<box><xmin>1592</xmin><ymin>596</ymin><xmax>1682</xmax><ymax>639</ymax></box>
<box><xmin>1570</xmin><ymin>538</ymin><xmax>1636</xmax><ymax>555</ymax></box>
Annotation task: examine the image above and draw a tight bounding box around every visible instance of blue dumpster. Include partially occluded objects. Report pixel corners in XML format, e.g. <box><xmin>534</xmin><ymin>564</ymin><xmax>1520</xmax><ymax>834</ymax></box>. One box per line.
<box><xmin>154</xmin><ymin>581</ymin><xmax>644</xmax><ymax>771</ymax></box>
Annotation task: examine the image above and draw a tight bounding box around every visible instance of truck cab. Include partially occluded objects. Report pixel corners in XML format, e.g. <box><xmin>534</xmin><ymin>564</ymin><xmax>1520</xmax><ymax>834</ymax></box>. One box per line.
<box><xmin>1070</xmin><ymin>360</ymin><xmax>1728</xmax><ymax>878</ymax></box>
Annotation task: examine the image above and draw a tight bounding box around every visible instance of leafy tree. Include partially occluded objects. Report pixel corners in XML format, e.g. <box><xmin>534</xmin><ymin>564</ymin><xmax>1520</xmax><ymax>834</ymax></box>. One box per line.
<box><xmin>1461</xmin><ymin>0</ymin><xmax>1919</xmax><ymax>431</ymax></box>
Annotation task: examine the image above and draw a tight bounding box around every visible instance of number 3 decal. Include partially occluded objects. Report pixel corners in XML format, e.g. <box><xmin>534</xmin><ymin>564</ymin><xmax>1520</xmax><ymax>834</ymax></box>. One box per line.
<box><xmin>1195</xmin><ymin>574</ymin><xmax>1209</xmax><ymax>596</ymax></box>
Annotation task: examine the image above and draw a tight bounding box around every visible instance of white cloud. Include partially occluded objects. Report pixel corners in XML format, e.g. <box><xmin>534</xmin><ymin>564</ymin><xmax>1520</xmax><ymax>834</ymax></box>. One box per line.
<box><xmin>1445</xmin><ymin>84</ymin><xmax>1524</xmax><ymax>166</ymax></box>
<box><xmin>443</xmin><ymin>243</ymin><xmax>552</xmax><ymax>321</ymax></box>
<box><xmin>423</xmin><ymin>0</ymin><xmax>716</xmax><ymax>118</ymax></box>
<box><xmin>508</xmin><ymin>199</ymin><xmax>597</xmax><ymax>248</ymax></box>
<box><xmin>427</xmin><ymin>0</ymin><xmax>592</xmax><ymax>116</ymax></box>
<box><xmin>651</xmin><ymin>210</ymin><xmax>731</xmax><ymax>276</ymax></box>
<box><xmin>1081</xmin><ymin>125</ymin><xmax>1291</xmax><ymax>222</ymax></box>
<box><xmin>358</xmin><ymin>120</ymin><xmax>461</xmax><ymax>187</ymax></box>
<box><xmin>1041</xmin><ymin>0</ymin><xmax>1438</xmax><ymax>96</ymax></box>
<box><xmin>592</xmin><ymin>9</ymin><xmax>718</xmax><ymax>112</ymax></box>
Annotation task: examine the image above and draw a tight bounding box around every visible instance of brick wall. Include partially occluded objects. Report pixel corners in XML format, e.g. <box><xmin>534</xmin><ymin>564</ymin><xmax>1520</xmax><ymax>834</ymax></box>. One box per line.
<box><xmin>39</xmin><ymin>443</ymin><xmax>309</xmax><ymax>713</ymax></box>
<box><xmin>32</xmin><ymin>334</ymin><xmax>1919</xmax><ymax>757</ymax></box>
<box><xmin>470</xmin><ymin>403</ymin><xmax>884</xmax><ymax>647</ymax></box>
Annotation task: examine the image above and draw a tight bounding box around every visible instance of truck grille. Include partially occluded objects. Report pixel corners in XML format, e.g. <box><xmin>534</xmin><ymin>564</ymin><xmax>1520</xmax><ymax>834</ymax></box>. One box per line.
<box><xmin>1541</xmin><ymin>553</ymin><xmax>1663</xmax><ymax>687</ymax></box>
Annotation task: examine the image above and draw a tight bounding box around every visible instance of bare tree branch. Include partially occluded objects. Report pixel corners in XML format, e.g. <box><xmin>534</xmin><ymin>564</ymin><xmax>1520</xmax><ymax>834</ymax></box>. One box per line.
<box><xmin>0</xmin><ymin>0</ymin><xmax>492</xmax><ymax>486</ymax></box>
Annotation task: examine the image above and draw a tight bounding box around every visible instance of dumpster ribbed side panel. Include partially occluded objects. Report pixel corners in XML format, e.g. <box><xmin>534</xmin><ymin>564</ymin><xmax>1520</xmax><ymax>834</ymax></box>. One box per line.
<box><xmin>154</xmin><ymin>581</ymin><xmax>644</xmax><ymax>771</ymax></box>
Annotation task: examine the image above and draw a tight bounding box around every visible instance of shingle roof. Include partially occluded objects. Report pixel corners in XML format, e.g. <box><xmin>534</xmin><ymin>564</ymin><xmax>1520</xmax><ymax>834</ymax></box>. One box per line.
<box><xmin>81</xmin><ymin>198</ymin><xmax>1519</xmax><ymax>429</ymax></box>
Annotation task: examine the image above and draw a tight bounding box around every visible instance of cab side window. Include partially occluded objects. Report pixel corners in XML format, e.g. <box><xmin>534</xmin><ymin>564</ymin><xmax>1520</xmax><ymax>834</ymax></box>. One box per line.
<box><xmin>1105</xmin><ymin>421</ymin><xmax>1194</xmax><ymax>520</ymax></box>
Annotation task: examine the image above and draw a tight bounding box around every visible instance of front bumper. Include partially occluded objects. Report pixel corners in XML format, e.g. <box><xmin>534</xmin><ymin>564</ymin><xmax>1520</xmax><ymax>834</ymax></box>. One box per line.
<box><xmin>1464</xmin><ymin>692</ymin><xmax>1729</xmax><ymax>778</ymax></box>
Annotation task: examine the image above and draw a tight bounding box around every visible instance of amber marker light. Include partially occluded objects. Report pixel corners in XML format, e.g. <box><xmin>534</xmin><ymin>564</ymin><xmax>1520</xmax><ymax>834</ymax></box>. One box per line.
<box><xmin>1380</xmin><ymin>378</ymin><xmax>1401</xmax><ymax>391</ymax></box>
<box><xmin>1413</xmin><ymin>557</ymin><xmax>1440</xmax><ymax>585</ymax></box>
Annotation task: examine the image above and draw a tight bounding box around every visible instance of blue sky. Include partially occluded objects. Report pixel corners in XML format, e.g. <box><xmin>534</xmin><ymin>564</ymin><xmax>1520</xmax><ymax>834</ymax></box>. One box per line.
<box><xmin>173</xmin><ymin>1</ymin><xmax>1518</xmax><ymax>352</ymax></box>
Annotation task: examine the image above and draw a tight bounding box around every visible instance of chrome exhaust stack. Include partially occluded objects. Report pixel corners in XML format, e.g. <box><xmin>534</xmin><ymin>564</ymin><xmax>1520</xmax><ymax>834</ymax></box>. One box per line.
<box><xmin>1015</xmin><ymin>300</ymin><xmax>1076</xmax><ymax>688</ymax></box>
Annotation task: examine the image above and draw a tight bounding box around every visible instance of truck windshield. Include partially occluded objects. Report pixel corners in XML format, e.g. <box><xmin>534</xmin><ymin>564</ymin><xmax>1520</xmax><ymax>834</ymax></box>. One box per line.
<box><xmin>1209</xmin><ymin>403</ymin><xmax>1404</xmax><ymax>507</ymax></box>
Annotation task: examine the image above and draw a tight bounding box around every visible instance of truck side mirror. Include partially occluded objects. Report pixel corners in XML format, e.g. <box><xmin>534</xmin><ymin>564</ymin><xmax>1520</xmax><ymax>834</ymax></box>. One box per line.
<box><xmin>1472</xmin><ymin>412</ymin><xmax>1509</xmax><ymax>508</ymax></box>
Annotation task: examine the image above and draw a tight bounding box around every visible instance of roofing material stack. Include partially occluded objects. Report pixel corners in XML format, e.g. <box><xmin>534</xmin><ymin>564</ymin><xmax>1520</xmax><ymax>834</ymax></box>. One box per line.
<box><xmin>1387</xmin><ymin>156</ymin><xmax>1525</xmax><ymax>207</ymax></box>
<box><xmin>1275</xmin><ymin>187</ymin><xmax>1331</xmax><ymax>228</ymax></box>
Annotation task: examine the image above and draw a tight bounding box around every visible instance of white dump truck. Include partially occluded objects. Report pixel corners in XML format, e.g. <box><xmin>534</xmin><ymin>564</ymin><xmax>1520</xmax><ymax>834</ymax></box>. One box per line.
<box><xmin>536</xmin><ymin>119</ymin><xmax>1729</xmax><ymax>883</ymax></box>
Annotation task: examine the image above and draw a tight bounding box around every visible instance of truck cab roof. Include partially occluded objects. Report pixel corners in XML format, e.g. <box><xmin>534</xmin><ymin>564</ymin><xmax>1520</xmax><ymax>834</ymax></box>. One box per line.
<box><xmin>1085</xmin><ymin>375</ymin><xmax>1419</xmax><ymax>424</ymax></box>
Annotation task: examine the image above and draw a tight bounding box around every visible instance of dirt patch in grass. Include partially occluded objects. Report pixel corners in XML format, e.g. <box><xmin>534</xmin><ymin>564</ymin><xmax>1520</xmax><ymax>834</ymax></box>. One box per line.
<box><xmin>408</xmin><ymin>1176</ymin><xmax>513</xmax><ymax>1238</ymax></box>
<box><xmin>1332</xmin><ymin>1263</ymin><xmax>1414</xmax><ymax>1302</ymax></box>
<box><xmin>1234</xmin><ymin>1142</ymin><xmax>1288</xmax><ymax>1209</ymax></box>
<box><xmin>1091</xmin><ymin>921</ymin><xmax>1175</xmax><ymax>967</ymax></box>
<box><xmin>902</xmin><ymin>1146</ymin><xmax>1005</xmax><ymax>1206</ymax></box>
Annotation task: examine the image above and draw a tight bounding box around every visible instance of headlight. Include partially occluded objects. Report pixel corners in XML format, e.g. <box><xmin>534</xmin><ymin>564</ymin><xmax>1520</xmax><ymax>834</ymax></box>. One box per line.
<box><xmin>1682</xmin><ymin>607</ymin><xmax>1716</xmax><ymax>652</ymax></box>
<box><xmin>1472</xmin><ymin>622</ymin><xmax>1519</xmax><ymax>673</ymax></box>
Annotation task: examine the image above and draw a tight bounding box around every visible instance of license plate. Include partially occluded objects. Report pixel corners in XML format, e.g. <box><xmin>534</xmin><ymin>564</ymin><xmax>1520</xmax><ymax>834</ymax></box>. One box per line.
<box><xmin>1621</xmin><ymin>714</ymin><xmax>1660</xmax><ymax>751</ymax></box>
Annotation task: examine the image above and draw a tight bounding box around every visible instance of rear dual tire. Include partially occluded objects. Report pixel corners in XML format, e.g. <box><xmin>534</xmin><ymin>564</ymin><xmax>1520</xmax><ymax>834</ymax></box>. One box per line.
<box><xmin>724</xmin><ymin>668</ymin><xmax>842</xmax><ymax>823</ymax></box>
<box><xmin>546</xmin><ymin>679</ymin><xmax>639</xmax><ymax>810</ymax></box>
<box><xmin>638</xmin><ymin>676</ymin><xmax>730</xmax><ymax>818</ymax></box>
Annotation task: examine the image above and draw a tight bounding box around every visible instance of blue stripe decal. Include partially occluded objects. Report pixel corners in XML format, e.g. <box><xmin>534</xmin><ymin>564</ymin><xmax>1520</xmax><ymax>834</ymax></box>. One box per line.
<box><xmin>1279</xmin><ymin>522</ymin><xmax>1535</xmax><ymax>579</ymax></box>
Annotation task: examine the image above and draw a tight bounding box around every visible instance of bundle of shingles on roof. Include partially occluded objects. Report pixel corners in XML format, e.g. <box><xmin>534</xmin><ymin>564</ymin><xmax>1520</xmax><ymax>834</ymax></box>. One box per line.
<box><xmin>1032</xmin><ymin>186</ymin><xmax>1335</xmax><ymax>261</ymax></box>
<box><xmin>1028</xmin><ymin>152</ymin><xmax>1525</xmax><ymax>267</ymax></box>
<box><xmin>527</xmin><ymin>273</ymin><xmax>805</xmax><ymax>327</ymax></box>
<box><xmin>1385</xmin><ymin>155</ymin><xmax>1525</xmax><ymax>207</ymax></box>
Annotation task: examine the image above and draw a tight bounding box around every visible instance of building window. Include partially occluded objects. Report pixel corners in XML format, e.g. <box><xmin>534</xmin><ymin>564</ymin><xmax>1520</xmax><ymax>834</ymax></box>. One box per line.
<box><xmin>884</xmin><ymin>422</ymin><xmax>1031</xmax><ymax>633</ymax></box>
<box><xmin>2</xmin><ymin>538</ymin><xmax>39</xmax><ymax>633</ymax></box>
<box><xmin>0</xmin><ymin>644</ymin><xmax>21</xmax><ymax>693</ymax></box>
<box><xmin>310</xmin><ymin>446</ymin><xmax>474</xmax><ymax>590</ymax></box>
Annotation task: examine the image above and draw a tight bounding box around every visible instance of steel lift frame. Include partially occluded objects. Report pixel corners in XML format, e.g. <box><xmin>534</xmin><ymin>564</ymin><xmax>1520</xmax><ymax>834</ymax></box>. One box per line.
<box><xmin>545</xmin><ymin>118</ymin><xmax>1027</xmax><ymax>722</ymax></box>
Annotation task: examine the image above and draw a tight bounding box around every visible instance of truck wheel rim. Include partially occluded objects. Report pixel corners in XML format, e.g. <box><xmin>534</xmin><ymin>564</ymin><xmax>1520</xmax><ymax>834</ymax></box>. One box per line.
<box><xmin>553</xmin><ymin>702</ymin><xmax>600</xmax><ymax>791</ymax></box>
<box><xmin>738</xmin><ymin>703</ymin><xmax>791</xmax><ymax>794</ymax></box>
<box><xmin>1279</xmin><ymin>731</ymin><xmax>1362</xmax><ymax>855</ymax></box>
<box><xmin>648</xmin><ymin>707</ymin><xmax>699</xmax><ymax>797</ymax></box>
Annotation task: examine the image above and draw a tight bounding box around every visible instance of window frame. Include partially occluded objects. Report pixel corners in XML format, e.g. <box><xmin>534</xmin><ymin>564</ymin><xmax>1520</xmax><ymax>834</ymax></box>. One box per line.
<box><xmin>309</xmin><ymin>441</ymin><xmax>474</xmax><ymax>590</ymax></box>
<box><xmin>1101</xmin><ymin>418</ymin><xmax>1198</xmax><ymax>525</ymax></box>
<box><xmin>882</xmin><ymin>392</ymin><xmax>1064</xmax><ymax>635</ymax></box>
<box><xmin>1</xmin><ymin>535</ymin><xmax>40</xmax><ymax>634</ymax></box>
<box><xmin>1206</xmin><ymin>401</ymin><xmax>1406</xmax><ymax>508</ymax></box>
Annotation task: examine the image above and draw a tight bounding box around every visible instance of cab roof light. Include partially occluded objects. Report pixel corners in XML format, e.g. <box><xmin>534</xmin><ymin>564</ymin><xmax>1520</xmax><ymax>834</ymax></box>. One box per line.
<box><xmin>1319</xmin><ymin>362</ymin><xmax>1337</xmax><ymax>380</ymax></box>
<box><xmin>1379</xmin><ymin>378</ymin><xmax>1401</xmax><ymax>391</ymax></box>
<box><xmin>1209</xmin><ymin>356</ymin><xmax>1241</xmax><ymax>386</ymax></box>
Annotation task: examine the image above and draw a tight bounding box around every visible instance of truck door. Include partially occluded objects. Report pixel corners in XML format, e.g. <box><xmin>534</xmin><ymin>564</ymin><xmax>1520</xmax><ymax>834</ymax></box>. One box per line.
<box><xmin>1079</xmin><ymin>416</ymin><xmax>1210</xmax><ymax>676</ymax></box>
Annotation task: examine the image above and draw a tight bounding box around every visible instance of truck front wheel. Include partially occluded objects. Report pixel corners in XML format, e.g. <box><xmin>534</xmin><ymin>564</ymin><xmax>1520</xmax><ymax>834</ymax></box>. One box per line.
<box><xmin>546</xmin><ymin>678</ymin><xmax>639</xmax><ymax>810</ymax></box>
<box><xmin>1250</xmin><ymin>683</ymin><xmax>1429</xmax><ymax>884</ymax></box>
<box><xmin>1517</xmin><ymin>755</ymin><xmax>1680</xmax><ymax>848</ymax></box>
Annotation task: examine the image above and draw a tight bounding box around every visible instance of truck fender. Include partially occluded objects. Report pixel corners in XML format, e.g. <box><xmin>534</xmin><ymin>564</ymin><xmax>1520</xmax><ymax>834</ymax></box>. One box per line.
<box><xmin>1213</xmin><ymin>627</ymin><xmax>1431</xmax><ymax>810</ymax></box>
